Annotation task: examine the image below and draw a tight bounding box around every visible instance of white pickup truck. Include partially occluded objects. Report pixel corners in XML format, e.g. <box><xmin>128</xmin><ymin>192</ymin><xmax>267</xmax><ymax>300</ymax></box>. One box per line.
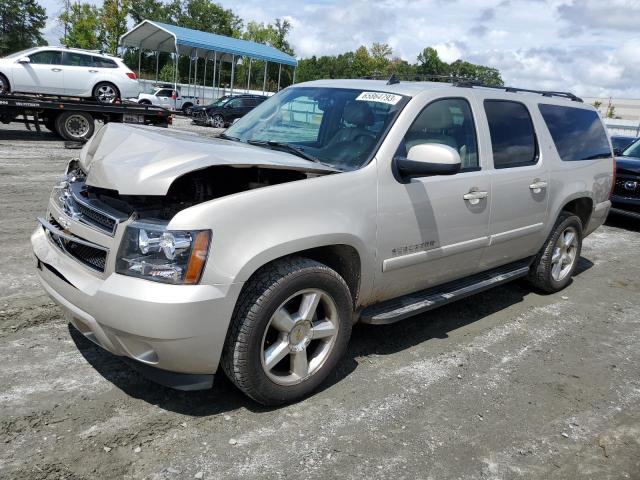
<box><xmin>136</xmin><ymin>85</ymin><xmax>198</xmax><ymax>112</ymax></box>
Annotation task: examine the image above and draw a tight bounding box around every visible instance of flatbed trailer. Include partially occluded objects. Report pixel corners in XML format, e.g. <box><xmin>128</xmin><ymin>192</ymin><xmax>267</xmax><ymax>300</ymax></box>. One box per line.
<box><xmin>0</xmin><ymin>94</ymin><xmax>172</xmax><ymax>142</ymax></box>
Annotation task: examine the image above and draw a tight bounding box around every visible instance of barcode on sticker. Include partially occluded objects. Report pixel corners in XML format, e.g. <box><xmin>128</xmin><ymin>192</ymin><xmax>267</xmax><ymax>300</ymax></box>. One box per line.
<box><xmin>355</xmin><ymin>92</ymin><xmax>402</xmax><ymax>105</ymax></box>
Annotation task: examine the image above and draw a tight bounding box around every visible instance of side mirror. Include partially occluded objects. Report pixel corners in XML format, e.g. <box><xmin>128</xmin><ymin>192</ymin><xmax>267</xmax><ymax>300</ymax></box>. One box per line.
<box><xmin>395</xmin><ymin>143</ymin><xmax>461</xmax><ymax>181</ymax></box>
<box><xmin>613</xmin><ymin>147</ymin><xmax>621</xmax><ymax>156</ymax></box>
<box><xmin>17</xmin><ymin>56</ymin><xmax>31</xmax><ymax>64</ymax></box>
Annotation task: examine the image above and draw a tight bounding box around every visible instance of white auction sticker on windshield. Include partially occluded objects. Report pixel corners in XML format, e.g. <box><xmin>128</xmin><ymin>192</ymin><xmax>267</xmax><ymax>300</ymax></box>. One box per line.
<box><xmin>355</xmin><ymin>92</ymin><xmax>402</xmax><ymax>105</ymax></box>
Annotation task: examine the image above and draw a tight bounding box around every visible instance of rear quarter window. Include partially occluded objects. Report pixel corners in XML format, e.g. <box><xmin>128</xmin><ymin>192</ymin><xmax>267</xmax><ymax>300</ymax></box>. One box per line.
<box><xmin>484</xmin><ymin>100</ymin><xmax>538</xmax><ymax>169</ymax></box>
<box><xmin>538</xmin><ymin>104</ymin><xmax>611</xmax><ymax>161</ymax></box>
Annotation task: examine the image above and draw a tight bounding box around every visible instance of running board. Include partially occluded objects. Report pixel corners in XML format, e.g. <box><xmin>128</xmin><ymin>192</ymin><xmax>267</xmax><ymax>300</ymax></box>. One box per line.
<box><xmin>360</xmin><ymin>259</ymin><xmax>532</xmax><ymax>325</ymax></box>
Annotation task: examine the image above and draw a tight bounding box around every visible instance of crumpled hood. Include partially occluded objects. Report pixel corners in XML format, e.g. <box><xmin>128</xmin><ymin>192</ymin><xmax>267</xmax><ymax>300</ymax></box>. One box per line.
<box><xmin>80</xmin><ymin>123</ymin><xmax>337</xmax><ymax>195</ymax></box>
<box><xmin>615</xmin><ymin>156</ymin><xmax>640</xmax><ymax>176</ymax></box>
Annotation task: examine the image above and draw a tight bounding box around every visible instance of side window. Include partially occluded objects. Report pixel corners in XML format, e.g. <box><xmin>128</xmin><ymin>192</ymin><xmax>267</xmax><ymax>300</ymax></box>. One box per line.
<box><xmin>399</xmin><ymin>98</ymin><xmax>479</xmax><ymax>170</ymax></box>
<box><xmin>92</xmin><ymin>56</ymin><xmax>117</xmax><ymax>68</ymax></box>
<box><xmin>227</xmin><ymin>98</ymin><xmax>243</xmax><ymax>108</ymax></box>
<box><xmin>156</xmin><ymin>89</ymin><xmax>172</xmax><ymax>97</ymax></box>
<box><xmin>63</xmin><ymin>52</ymin><xmax>92</xmax><ymax>67</ymax></box>
<box><xmin>28</xmin><ymin>51</ymin><xmax>62</xmax><ymax>65</ymax></box>
<box><xmin>484</xmin><ymin>100</ymin><xmax>537</xmax><ymax>168</ymax></box>
<box><xmin>538</xmin><ymin>104</ymin><xmax>611</xmax><ymax>161</ymax></box>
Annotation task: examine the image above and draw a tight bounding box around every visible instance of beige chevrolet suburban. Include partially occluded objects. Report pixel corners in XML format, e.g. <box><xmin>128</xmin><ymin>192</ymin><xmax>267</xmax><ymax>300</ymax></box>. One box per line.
<box><xmin>32</xmin><ymin>79</ymin><xmax>614</xmax><ymax>405</ymax></box>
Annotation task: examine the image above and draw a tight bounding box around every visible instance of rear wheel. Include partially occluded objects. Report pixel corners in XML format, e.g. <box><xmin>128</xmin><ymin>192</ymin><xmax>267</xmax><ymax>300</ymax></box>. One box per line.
<box><xmin>528</xmin><ymin>212</ymin><xmax>582</xmax><ymax>293</ymax></box>
<box><xmin>55</xmin><ymin>111</ymin><xmax>95</xmax><ymax>142</ymax></box>
<box><xmin>0</xmin><ymin>74</ymin><xmax>9</xmax><ymax>95</ymax></box>
<box><xmin>181</xmin><ymin>102</ymin><xmax>193</xmax><ymax>113</ymax></box>
<box><xmin>222</xmin><ymin>257</ymin><xmax>353</xmax><ymax>405</ymax></box>
<box><xmin>92</xmin><ymin>82</ymin><xmax>119</xmax><ymax>103</ymax></box>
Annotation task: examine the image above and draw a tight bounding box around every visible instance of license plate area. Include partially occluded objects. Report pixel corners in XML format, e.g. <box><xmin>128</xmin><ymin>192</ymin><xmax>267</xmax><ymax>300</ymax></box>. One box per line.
<box><xmin>123</xmin><ymin>113</ymin><xmax>144</xmax><ymax>124</ymax></box>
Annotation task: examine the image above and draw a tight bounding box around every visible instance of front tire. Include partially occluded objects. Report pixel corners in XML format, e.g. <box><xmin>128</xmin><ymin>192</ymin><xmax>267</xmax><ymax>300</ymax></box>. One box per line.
<box><xmin>0</xmin><ymin>74</ymin><xmax>9</xmax><ymax>95</ymax></box>
<box><xmin>222</xmin><ymin>257</ymin><xmax>353</xmax><ymax>406</ymax></box>
<box><xmin>210</xmin><ymin>114</ymin><xmax>225</xmax><ymax>128</ymax></box>
<box><xmin>528</xmin><ymin>212</ymin><xmax>582</xmax><ymax>293</ymax></box>
<box><xmin>92</xmin><ymin>82</ymin><xmax>119</xmax><ymax>103</ymax></box>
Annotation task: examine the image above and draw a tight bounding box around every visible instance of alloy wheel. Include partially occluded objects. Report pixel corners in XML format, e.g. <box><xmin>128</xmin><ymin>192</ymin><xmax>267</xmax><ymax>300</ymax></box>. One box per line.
<box><xmin>211</xmin><ymin>115</ymin><xmax>225</xmax><ymax>128</ymax></box>
<box><xmin>261</xmin><ymin>289</ymin><xmax>340</xmax><ymax>386</ymax></box>
<box><xmin>96</xmin><ymin>84</ymin><xmax>117</xmax><ymax>103</ymax></box>
<box><xmin>551</xmin><ymin>226</ymin><xmax>578</xmax><ymax>282</ymax></box>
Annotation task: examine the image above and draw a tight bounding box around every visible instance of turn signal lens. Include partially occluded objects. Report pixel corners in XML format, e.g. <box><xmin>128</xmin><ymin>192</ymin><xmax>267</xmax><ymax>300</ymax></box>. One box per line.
<box><xmin>184</xmin><ymin>231</ymin><xmax>211</xmax><ymax>284</ymax></box>
<box><xmin>126</xmin><ymin>72</ymin><xmax>137</xmax><ymax>80</ymax></box>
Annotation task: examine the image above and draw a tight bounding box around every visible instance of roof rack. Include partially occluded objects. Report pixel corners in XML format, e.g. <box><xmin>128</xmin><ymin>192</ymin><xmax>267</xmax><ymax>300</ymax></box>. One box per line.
<box><xmin>359</xmin><ymin>74</ymin><xmax>583</xmax><ymax>103</ymax></box>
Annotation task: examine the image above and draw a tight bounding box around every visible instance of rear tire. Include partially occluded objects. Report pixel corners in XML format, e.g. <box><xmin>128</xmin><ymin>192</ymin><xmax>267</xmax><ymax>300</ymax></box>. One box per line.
<box><xmin>527</xmin><ymin>212</ymin><xmax>583</xmax><ymax>293</ymax></box>
<box><xmin>55</xmin><ymin>111</ymin><xmax>95</xmax><ymax>142</ymax></box>
<box><xmin>0</xmin><ymin>73</ymin><xmax>10</xmax><ymax>95</ymax></box>
<box><xmin>222</xmin><ymin>257</ymin><xmax>353</xmax><ymax>406</ymax></box>
<box><xmin>92</xmin><ymin>82</ymin><xmax>119</xmax><ymax>103</ymax></box>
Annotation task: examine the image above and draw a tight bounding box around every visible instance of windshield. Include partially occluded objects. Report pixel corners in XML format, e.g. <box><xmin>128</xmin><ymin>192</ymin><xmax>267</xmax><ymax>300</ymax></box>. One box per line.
<box><xmin>621</xmin><ymin>138</ymin><xmax>640</xmax><ymax>158</ymax></box>
<box><xmin>5</xmin><ymin>48</ymin><xmax>39</xmax><ymax>59</ymax></box>
<box><xmin>225</xmin><ymin>87</ymin><xmax>408</xmax><ymax>171</ymax></box>
<box><xmin>208</xmin><ymin>96</ymin><xmax>231</xmax><ymax>107</ymax></box>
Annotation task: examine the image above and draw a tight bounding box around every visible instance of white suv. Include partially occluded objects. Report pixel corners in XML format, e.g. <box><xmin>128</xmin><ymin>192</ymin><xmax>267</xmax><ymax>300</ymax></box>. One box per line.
<box><xmin>0</xmin><ymin>46</ymin><xmax>141</xmax><ymax>103</ymax></box>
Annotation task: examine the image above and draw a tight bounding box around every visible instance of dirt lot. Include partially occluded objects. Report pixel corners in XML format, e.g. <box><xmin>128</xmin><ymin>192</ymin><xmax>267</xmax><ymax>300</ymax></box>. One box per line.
<box><xmin>1</xmin><ymin>119</ymin><xmax>640</xmax><ymax>480</ymax></box>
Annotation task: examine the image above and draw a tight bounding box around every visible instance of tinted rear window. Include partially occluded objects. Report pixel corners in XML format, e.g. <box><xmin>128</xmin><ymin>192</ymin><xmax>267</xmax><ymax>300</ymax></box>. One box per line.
<box><xmin>538</xmin><ymin>104</ymin><xmax>611</xmax><ymax>161</ymax></box>
<box><xmin>92</xmin><ymin>56</ymin><xmax>117</xmax><ymax>68</ymax></box>
<box><xmin>484</xmin><ymin>100</ymin><xmax>538</xmax><ymax>168</ymax></box>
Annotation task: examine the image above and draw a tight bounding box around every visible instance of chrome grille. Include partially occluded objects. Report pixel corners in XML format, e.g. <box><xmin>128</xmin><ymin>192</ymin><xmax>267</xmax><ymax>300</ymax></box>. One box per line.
<box><xmin>45</xmin><ymin>217</ymin><xmax>108</xmax><ymax>273</ymax></box>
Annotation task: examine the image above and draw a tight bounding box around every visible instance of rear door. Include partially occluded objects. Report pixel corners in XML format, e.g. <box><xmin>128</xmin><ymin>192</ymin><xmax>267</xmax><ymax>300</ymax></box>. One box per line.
<box><xmin>480</xmin><ymin>99</ymin><xmax>549</xmax><ymax>269</ymax></box>
<box><xmin>11</xmin><ymin>50</ymin><xmax>64</xmax><ymax>94</ymax></box>
<box><xmin>60</xmin><ymin>52</ymin><xmax>94</xmax><ymax>96</ymax></box>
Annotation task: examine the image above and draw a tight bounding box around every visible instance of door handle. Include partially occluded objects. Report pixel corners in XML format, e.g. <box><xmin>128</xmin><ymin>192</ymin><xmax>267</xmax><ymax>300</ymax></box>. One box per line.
<box><xmin>463</xmin><ymin>190</ymin><xmax>489</xmax><ymax>205</ymax></box>
<box><xmin>89</xmin><ymin>69</ymin><xmax>98</xmax><ymax>73</ymax></box>
<box><xmin>51</xmin><ymin>68</ymin><xmax>62</xmax><ymax>72</ymax></box>
<box><xmin>529</xmin><ymin>181</ymin><xmax>548</xmax><ymax>193</ymax></box>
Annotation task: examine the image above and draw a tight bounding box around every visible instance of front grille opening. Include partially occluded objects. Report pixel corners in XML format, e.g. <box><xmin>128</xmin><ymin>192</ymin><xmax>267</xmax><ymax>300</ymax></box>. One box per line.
<box><xmin>47</xmin><ymin>217</ymin><xmax>108</xmax><ymax>272</ymax></box>
<box><xmin>75</xmin><ymin>201</ymin><xmax>117</xmax><ymax>232</ymax></box>
<box><xmin>614</xmin><ymin>177</ymin><xmax>640</xmax><ymax>199</ymax></box>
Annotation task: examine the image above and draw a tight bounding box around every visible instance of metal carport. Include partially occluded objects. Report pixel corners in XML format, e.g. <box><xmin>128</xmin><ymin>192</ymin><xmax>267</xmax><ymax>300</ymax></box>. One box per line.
<box><xmin>119</xmin><ymin>20</ymin><xmax>298</xmax><ymax>108</ymax></box>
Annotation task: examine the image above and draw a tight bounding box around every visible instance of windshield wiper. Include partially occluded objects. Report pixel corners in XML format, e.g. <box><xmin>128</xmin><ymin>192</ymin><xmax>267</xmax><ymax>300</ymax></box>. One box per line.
<box><xmin>247</xmin><ymin>140</ymin><xmax>338</xmax><ymax>169</ymax></box>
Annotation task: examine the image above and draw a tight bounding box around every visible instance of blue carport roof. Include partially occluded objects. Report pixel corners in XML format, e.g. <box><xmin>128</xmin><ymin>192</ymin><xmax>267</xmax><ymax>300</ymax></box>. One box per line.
<box><xmin>120</xmin><ymin>20</ymin><xmax>298</xmax><ymax>66</ymax></box>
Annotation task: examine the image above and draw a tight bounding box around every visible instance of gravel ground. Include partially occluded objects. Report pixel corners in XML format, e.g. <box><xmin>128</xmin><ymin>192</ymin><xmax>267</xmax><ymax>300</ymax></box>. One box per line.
<box><xmin>1</xmin><ymin>118</ymin><xmax>639</xmax><ymax>480</ymax></box>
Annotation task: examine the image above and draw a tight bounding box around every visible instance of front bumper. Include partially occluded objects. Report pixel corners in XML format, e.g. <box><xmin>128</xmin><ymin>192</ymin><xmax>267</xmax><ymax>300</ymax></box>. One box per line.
<box><xmin>31</xmin><ymin>226</ymin><xmax>243</xmax><ymax>383</ymax></box>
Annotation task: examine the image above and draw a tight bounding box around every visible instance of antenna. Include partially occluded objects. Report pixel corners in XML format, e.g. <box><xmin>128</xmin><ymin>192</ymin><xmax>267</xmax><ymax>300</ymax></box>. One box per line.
<box><xmin>386</xmin><ymin>74</ymin><xmax>400</xmax><ymax>85</ymax></box>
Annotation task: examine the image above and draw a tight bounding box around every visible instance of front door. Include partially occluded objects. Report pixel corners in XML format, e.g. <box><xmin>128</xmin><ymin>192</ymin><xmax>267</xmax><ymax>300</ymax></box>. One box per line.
<box><xmin>374</xmin><ymin>96</ymin><xmax>492</xmax><ymax>300</ymax></box>
<box><xmin>479</xmin><ymin>99</ymin><xmax>549</xmax><ymax>269</ymax></box>
<box><xmin>12</xmin><ymin>50</ymin><xmax>64</xmax><ymax>94</ymax></box>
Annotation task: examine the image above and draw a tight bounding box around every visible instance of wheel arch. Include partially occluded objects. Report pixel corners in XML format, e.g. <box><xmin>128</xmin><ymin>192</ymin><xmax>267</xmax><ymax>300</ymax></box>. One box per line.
<box><xmin>237</xmin><ymin>241</ymin><xmax>364</xmax><ymax>308</ymax></box>
<box><xmin>0</xmin><ymin>71</ymin><xmax>10</xmax><ymax>90</ymax></box>
<box><xmin>560</xmin><ymin>196</ymin><xmax>593</xmax><ymax>228</ymax></box>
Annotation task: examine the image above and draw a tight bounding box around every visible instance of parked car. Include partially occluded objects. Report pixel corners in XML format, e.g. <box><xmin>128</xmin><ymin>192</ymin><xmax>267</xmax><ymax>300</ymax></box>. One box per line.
<box><xmin>0</xmin><ymin>46</ymin><xmax>140</xmax><ymax>103</ymax></box>
<box><xmin>32</xmin><ymin>79</ymin><xmax>613</xmax><ymax>405</ymax></box>
<box><xmin>187</xmin><ymin>95</ymin><xmax>234</xmax><ymax>118</ymax></box>
<box><xmin>611</xmin><ymin>138</ymin><xmax>640</xmax><ymax>219</ymax></box>
<box><xmin>194</xmin><ymin>94</ymin><xmax>267</xmax><ymax>128</ymax></box>
<box><xmin>137</xmin><ymin>85</ymin><xmax>198</xmax><ymax>112</ymax></box>
<box><xmin>610</xmin><ymin>135</ymin><xmax>638</xmax><ymax>155</ymax></box>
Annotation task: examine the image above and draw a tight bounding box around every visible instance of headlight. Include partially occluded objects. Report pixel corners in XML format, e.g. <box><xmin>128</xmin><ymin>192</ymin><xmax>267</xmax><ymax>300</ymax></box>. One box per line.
<box><xmin>116</xmin><ymin>223</ymin><xmax>211</xmax><ymax>284</ymax></box>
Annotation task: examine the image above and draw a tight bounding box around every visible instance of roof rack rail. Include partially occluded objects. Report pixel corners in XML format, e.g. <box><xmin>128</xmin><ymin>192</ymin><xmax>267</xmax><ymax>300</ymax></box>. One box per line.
<box><xmin>359</xmin><ymin>74</ymin><xmax>583</xmax><ymax>102</ymax></box>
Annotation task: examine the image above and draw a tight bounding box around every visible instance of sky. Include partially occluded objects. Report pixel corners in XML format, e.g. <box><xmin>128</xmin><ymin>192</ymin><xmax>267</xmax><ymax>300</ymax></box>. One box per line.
<box><xmin>40</xmin><ymin>0</ymin><xmax>640</xmax><ymax>98</ymax></box>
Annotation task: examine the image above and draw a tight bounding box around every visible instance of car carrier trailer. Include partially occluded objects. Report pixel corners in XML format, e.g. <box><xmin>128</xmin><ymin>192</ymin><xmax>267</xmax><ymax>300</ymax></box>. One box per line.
<box><xmin>0</xmin><ymin>94</ymin><xmax>172</xmax><ymax>142</ymax></box>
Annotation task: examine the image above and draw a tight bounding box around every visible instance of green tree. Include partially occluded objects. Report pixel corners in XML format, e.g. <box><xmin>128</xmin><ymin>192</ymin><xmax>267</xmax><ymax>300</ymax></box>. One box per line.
<box><xmin>129</xmin><ymin>0</ymin><xmax>173</xmax><ymax>24</ymax></box>
<box><xmin>416</xmin><ymin>47</ymin><xmax>448</xmax><ymax>76</ymax></box>
<box><xmin>0</xmin><ymin>0</ymin><xmax>47</xmax><ymax>56</ymax></box>
<box><xmin>59</xmin><ymin>2</ymin><xmax>103</xmax><ymax>49</ymax></box>
<box><xmin>369</xmin><ymin>42</ymin><xmax>392</xmax><ymax>75</ymax></box>
<box><xmin>175</xmin><ymin>0</ymin><xmax>242</xmax><ymax>37</ymax></box>
<box><xmin>351</xmin><ymin>45</ymin><xmax>371</xmax><ymax>78</ymax></box>
<box><xmin>102</xmin><ymin>0</ymin><xmax>130</xmax><ymax>54</ymax></box>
